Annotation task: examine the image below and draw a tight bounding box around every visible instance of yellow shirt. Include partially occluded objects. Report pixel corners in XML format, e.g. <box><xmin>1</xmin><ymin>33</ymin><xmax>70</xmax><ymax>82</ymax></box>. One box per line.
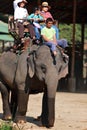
<box><xmin>41</xmin><ymin>27</ymin><xmax>56</xmax><ymax>41</ymax></box>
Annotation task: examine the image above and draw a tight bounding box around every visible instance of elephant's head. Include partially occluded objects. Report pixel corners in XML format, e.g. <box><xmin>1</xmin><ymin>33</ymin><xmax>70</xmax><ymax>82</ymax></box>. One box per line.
<box><xmin>27</xmin><ymin>45</ymin><xmax>68</xmax><ymax>81</ymax></box>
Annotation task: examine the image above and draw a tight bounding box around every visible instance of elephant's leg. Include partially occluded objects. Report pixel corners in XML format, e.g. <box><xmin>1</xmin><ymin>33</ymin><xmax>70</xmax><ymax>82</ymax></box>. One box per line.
<box><xmin>15</xmin><ymin>90</ymin><xmax>29</xmax><ymax>123</ymax></box>
<box><xmin>10</xmin><ymin>89</ymin><xmax>18</xmax><ymax>119</ymax></box>
<box><xmin>0</xmin><ymin>81</ymin><xmax>12</xmax><ymax>120</ymax></box>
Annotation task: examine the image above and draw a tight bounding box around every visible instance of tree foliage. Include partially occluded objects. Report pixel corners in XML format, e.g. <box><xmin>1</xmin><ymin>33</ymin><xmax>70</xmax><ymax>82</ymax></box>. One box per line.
<box><xmin>59</xmin><ymin>24</ymin><xmax>87</xmax><ymax>44</ymax></box>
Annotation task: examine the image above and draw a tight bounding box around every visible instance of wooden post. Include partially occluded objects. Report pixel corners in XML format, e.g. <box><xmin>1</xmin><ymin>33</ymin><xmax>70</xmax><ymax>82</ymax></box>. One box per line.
<box><xmin>71</xmin><ymin>0</ymin><xmax>76</xmax><ymax>77</ymax></box>
<box><xmin>81</xmin><ymin>19</ymin><xmax>85</xmax><ymax>76</ymax></box>
<box><xmin>37</xmin><ymin>0</ymin><xmax>41</xmax><ymax>5</ymax></box>
<box><xmin>68</xmin><ymin>0</ymin><xmax>77</xmax><ymax>92</ymax></box>
<box><xmin>81</xmin><ymin>20</ymin><xmax>85</xmax><ymax>47</ymax></box>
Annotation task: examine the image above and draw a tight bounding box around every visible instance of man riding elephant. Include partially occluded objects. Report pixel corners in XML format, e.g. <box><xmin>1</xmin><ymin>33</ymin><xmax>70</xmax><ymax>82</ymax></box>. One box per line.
<box><xmin>0</xmin><ymin>44</ymin><xmax>68</xmax><ymax>127</ymax></box>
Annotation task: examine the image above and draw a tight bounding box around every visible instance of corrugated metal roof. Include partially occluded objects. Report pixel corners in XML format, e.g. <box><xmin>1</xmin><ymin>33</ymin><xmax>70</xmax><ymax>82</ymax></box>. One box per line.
<box><xmin>0</xmin><ymin>21</ymin><xmax>8</xmax><ymax>33</ymax></box>
<box><xmin>0</xmin><ymin>21</ymin><xmax>14</xmax><ymax>41</ymax></box>
<box><xmin>0</xmin><ymin>34</ymin><xmax>14</xmax><ymax>41</ymax></box>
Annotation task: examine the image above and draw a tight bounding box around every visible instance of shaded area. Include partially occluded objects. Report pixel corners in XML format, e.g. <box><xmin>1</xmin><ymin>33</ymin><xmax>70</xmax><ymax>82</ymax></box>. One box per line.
<box><xmin>0</xmin><ymin>0</ymin><xmax>87</xmax><ymax>23</ymax></box>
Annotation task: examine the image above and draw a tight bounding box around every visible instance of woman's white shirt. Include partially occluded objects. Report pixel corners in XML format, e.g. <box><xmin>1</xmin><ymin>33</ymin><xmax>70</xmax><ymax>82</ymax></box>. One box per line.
<box><xmin>14</xmin><ymin>7</ymin><xmax>28</xmax><ymax>22</ymax></box>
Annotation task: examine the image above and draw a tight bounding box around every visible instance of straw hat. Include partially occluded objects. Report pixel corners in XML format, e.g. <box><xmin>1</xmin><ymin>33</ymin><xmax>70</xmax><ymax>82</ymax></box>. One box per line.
<box><xmin>22</xmin><ymin>0</ymin><xmax>27</xmax><ymax>3</ymax></box>
<box><xmin>41</xmin><ymin>2</ymin><xmax>51</xmax><ymax>9</ymax></box>
<box><xmin>18</xmin><ymin>0</ymin><xmax>27</xmax><ymax>6</ymax></box>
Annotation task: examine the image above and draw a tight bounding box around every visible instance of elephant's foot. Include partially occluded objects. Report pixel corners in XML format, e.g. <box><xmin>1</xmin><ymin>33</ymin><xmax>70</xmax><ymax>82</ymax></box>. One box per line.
<box><xmin>38</xmin><ymin>120</ymin><xmax>53</xmax><ymax>128</ymax></box>
<box><xmin>42</xmin><ymin>118</ymin><xmax>54</xmax><ymax>128</ymax></box>
<box><xmin>15</xmin><ymin>115</ymin><xmax>27</xmax><ymax>124</ymax></box>
<box><xmin>41</xmin><ymin>121</ymin><xmax>54</xmax><ymax>128</ymax></box>
<box><xmin>47</xmin><ymin>120</ymin><xmax>54</xmax><ymax>128</ymax></box>
<box><xmin>17</xmin><ymin>120</ymin><xmax>26</xmax><ymax>124</ymax></box>
<box><xmin>34</xmin><ymin>116</ymin><xmax>53</xmax><ymax>128</ymax></box>
<box><xmin>41</xmin><ymin>116</ymin><xmax>54</xmax><ymax>128</ymax></box>
<box><xmin>2</xmin><ymin>114</ymin><xmax>12</xmax><ymax>121</ymax></box>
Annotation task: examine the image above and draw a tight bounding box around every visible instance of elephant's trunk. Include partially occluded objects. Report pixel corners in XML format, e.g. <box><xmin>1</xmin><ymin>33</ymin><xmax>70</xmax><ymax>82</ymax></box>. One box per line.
<box><xmin>41</xmin><ymin>90</ymin><xmax>55</xmax><ymax>128</ymax></box>
<box><xmin>48</xmin><ymin>98</ymin><xmax>55</xmax><ymax>127</ymax></box>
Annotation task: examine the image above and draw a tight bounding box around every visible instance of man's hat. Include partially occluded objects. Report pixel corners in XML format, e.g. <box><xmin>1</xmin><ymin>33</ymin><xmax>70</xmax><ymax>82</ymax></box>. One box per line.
<box><xmin>41</xmin><ymin>2</ymin><xmax>51</xmax><ymax>9</ymax></box>
<box><xmin>22</xmin><ymin>0</ymin><xmax>27</xmax><ymax>3</ymax></box>
<box><xmin>18</xmin><ymin>0</ymin><xmax>27</xmax><ymax>6</ymax></box>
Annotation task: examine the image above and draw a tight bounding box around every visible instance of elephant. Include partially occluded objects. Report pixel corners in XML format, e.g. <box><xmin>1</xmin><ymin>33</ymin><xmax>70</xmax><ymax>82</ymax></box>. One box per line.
<box><xmin>0</xmin><ymin>51</ymin><xmax>18</xmax><ymax>120</ymax></box>
<box><xmin>0</xmin><ymin>44</ymin><xmax>68</xmax><ymax>128</ymax></box>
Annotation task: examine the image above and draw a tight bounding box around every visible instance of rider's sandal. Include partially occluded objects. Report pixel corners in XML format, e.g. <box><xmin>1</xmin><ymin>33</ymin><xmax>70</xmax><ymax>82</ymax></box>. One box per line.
<box><xmin>21</xmin><ymin>38</ymin><xmax>25</xmax><ymax>43</ymax></box>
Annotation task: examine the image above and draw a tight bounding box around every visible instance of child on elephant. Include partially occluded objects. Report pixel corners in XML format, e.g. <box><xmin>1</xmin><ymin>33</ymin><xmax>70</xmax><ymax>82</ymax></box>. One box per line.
<box><xmin>41</xmin><ymin>18</ymin><xmax>68</xmax><ymax>56</ymax></box>
<box><xmin>27</xmin><ymin>7</ymin><xmax>44</xmax><ymax>41</ymax></box>
<box><xmin>40</xmin><ymin>2</ymin><xmax>59</xmax><ymax>40</ymax></box>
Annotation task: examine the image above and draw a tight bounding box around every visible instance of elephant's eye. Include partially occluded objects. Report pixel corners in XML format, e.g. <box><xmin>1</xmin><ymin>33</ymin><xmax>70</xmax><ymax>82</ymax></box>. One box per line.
<box><xmin>41</xmin><ymin>64</ymin><xmax>46</xmax><ymax>74</ymax></box>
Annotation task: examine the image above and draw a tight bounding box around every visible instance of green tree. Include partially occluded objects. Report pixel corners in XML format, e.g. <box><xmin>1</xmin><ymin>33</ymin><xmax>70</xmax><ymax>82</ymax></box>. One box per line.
<box><xmin>59</xmin><ymin>23</ymin><xmax>87</xmax><ymax>44</ymax></box>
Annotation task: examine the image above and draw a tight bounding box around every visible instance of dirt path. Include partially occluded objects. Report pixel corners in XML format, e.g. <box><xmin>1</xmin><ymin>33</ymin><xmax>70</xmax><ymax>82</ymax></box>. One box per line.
<box><xmin>0</xmin><ymin>92</ymin><xmax>87</xmax><ymax>130</ymax></box>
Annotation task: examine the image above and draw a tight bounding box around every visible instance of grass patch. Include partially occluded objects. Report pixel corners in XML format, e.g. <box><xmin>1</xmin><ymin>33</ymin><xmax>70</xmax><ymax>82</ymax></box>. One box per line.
<box><xmin>0</xmin><ymin>121</ymin><xmax>13</xmax><ymax>130</ymax></box>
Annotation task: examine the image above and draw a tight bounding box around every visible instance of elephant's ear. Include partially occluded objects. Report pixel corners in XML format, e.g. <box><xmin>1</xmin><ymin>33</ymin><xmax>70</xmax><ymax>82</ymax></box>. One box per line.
<box><xmin>58</xmin><ymin>65</ymin><xmax>68</xmax><ymax>80</ymax></box>
<box><xmin>27</xmin><ymin>54</ymin><xmax>35</xmax><ymax>78</ymax></box>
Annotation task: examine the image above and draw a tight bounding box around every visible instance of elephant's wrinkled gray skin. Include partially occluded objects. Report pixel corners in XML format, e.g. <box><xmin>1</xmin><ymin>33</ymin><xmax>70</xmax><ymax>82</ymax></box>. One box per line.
<box><xmin>15</xmin><ymin>45</ymin><xmax>68</xmax><ymax>127</ymax></box>
<box><xmin>0</xmin><ymin>45</ymin><xmax>38</xmax><ymax>120</ymax></box>
<box><xmin>0</xmin><ymin>52</ymin><xmax>18</xmax><ymax>120</ymax></box>
<box><xmin>0</xmin><ymin>45</ymin><xmax>68</xmax><ymax>128</ymax></box>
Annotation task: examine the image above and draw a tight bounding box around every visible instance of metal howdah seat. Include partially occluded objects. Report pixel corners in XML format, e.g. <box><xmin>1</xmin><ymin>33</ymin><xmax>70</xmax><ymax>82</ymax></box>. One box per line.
<box><xmin>8</xmin><ymin>16</ymin><xmax>30</xmax><ymax>40</ymax></box>
<box><xmin>8</xmin><ymin>16</ymin><xmax>45</xmax><ymax>39</ymax></box>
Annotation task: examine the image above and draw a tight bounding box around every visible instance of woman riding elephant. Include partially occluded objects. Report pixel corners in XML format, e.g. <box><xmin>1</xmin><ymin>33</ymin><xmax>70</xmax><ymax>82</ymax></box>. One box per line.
<box><xmin>0</xmin><ymin>45</ymin><xmax>68</xmax><ymax>127</ymax></box>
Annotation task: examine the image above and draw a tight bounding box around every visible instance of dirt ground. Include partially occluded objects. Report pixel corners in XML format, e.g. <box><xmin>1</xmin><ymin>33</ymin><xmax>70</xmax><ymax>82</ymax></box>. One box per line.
<box><xmin>0</xmin><ymin>92</ymin><xmax>87</xmax><ymax>130</ymax></box>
